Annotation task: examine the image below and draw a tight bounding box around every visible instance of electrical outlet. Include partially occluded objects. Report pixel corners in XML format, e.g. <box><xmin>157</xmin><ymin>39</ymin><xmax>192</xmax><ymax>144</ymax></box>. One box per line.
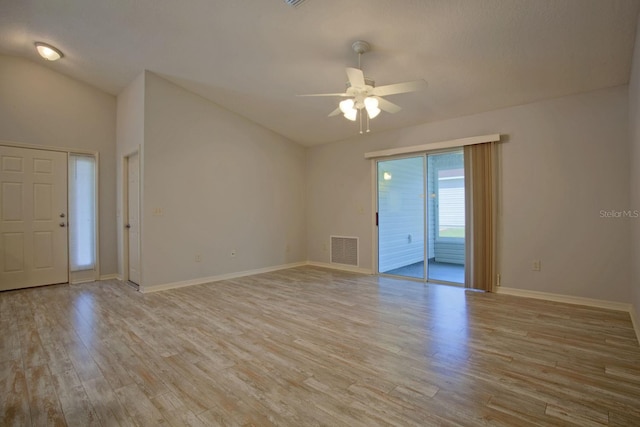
<box><xmin>496</xmin><ymin>273</ymin><xmax>501</xmax><ymax>287</ymax></box>
<box><xmin>195</xmin><ymin>254</ymin><xmax>201</xmax><ymax>262</ymax></box>
<box><xmin>532</xmin><ymin>260</ymin><xmax>541</xmax><ymax>271</ymax></box>
<box><xmin>322</xmin><ymin>243</ymin><xmax>328</xmax><ymax>252</ymax></box>
<box><xmin>152</xmin><ymin>207</ymin><xmax>163</xmax><ymax>216</ymax></box>
<box><xmin>230</xmin><ymin>249</ymin><xmax>237</xmax><ymax>257</ymax></box>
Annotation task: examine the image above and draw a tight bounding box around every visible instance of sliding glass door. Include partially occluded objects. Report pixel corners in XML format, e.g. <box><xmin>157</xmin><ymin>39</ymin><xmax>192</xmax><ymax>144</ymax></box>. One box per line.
<box><xmin>377</xmin><ymin>150</ymin><xmax>465</xmax><ymax>285</ymax></box>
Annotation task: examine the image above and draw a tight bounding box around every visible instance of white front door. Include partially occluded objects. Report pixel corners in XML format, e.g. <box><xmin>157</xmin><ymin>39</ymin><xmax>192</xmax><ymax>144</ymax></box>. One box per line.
<box><xmin>0</xmin><ymin>146</ymin><xmax>68</xmax><ymax>290</ymax></box>
<box><xmin>127</xmin><ymin>152</ymin><xmax>140</xmax><ymax>285</ymax></box>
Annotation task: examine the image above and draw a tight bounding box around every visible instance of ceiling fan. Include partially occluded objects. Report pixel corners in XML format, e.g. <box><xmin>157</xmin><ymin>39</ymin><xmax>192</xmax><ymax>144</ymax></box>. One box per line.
<box><xmin>299</xmin><ymin>40</ymin><xmax>428</xmax><ymax>133</ymax></box>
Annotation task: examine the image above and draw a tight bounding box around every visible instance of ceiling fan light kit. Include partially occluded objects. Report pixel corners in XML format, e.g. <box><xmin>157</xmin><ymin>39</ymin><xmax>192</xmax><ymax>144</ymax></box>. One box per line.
<box><xmin>364</xmin><ymin>97</ymin><xmax>381</xmax><ymax>119</ymax></box>
<box><xmin>298</xmin><ymin>40</ymin><xmax>427</xmax><ymax>135</ymax></box>
<box><xmin>339</xmin><ymin>99</ymin><xmax>356</xmax><ymax>121</ymax></box>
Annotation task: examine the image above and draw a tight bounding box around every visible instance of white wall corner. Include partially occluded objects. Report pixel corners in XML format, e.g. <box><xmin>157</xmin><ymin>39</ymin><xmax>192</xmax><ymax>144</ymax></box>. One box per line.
<box><xmin>497</xmin><ymin>287</ymin><xmax>632</xmax><ymax>312</ymax></box>
<box><xmin>140</xmin><ymin>262</ymin><xmax>307</xmax><ymax>293</ymax></box>
<box><xmin>631</xmin><ymin>304</ymin><xmax>640</xmax><ymax>346</ymax></box>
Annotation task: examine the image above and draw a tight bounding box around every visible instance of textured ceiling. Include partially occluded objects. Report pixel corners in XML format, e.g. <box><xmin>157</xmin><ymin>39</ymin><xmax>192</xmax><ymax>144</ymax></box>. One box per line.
<box><xmin>1</xmin><ymin>0</ymin><xmax>639</xmax><ymax>146</ymax></box>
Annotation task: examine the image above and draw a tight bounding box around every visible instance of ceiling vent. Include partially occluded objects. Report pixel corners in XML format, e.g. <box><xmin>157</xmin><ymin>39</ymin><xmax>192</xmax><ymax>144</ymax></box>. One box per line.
<box><xmin>284</xmin><ymin>0</ymin><xmax>307</xmax><ymax>7</ymax></box>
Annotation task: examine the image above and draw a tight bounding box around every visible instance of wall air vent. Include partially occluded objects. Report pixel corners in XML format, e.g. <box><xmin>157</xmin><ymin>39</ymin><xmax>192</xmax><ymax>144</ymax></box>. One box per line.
<box><xmin>330</xmin><ymin>236</ymin><xmax>359</xmax><ymax>267</ymax></box>
<box><xmin>284</xmin><ymin>0</ymin><xmax>307</xmax><ymax>7</ymax></box>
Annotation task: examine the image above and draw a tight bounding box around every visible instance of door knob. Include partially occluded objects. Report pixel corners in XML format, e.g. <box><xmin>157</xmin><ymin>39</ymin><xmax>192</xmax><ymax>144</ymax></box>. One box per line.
<box><xmin>60</xmin><ymin>213</ymin><xmax>65</xmax><ymax>218</ymax></box>
<box><xmin>59</xmin><ymin>222</ymin><xmax>66</xmax><ymax>227</ymax></box>
<box><xmin>125</xmin><ymin>224</ymin><xmax>131</xmax><ymax>229</ymax></box>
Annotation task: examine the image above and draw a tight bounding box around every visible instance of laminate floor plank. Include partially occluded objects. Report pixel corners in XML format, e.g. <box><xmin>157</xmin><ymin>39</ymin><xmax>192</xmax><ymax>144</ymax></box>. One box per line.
<box><xmin>0</xmin><ymin>321</ymin><xmax>21</xmax><ymax>364</ymax></box>
<box><xmin>83</xmin><ymin>375</ymin><xmax>135</xmax><ymax>427</ymax></box>
<box><xmin>545</xmin><ymin>401</ymin><xmax>609</xmax><ymax>427</ymax></box>
<box><xmin>1</xmin><ymin>266</ymin><xmax>639</xmax><ymax>426</ymax></box>
<box><xmin>151</xmin><ymin>391</ymin><xmax>208</xmax><ymax>427</ymax></box>
<box><xmin>48</xmin><ymin>367</ymin><xmax>101</xmax><ymax>426</ymax></box>
<box><xmin>103</xmin><ymin>333</ymin><xmax>172</xmax><ymax>400</ymax></box>
<box><xmin>82</xmin><ymin>339</ymin><xmax>136</xmax><ymax>391</ymax></box>
<box><xmin>485</xmin><ymin>391</ymin><xmax>549</xmax><ymax>426</ymax></box>
<box><xmin>114</xmin><ymin>382</ymin><xmax>166</xmax><ymax>426</ymax></box>
<box><xmin>25</xmin><ymin>364</ymin><xmax>66</xmax><ymax>427</ymax></box>
<box><xmin>17</xmin><ymin>322</ymin><xmax>48</xmax><ymax>370</ymax></box>
<box><xmin>1</xmin><ymin>359</ymin><xmax>31</xmax><ymax>426</ymax></box>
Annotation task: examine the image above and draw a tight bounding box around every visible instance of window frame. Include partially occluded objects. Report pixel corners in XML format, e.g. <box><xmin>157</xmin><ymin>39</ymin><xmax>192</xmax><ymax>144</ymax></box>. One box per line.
<box><xmin>69</xmin><ymin>152</ymin><xmax>99</xmax><ymax>284</ymax></box>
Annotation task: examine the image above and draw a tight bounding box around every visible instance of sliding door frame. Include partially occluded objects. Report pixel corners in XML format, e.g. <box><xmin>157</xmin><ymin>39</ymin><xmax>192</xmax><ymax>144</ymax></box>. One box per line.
<box><xmin>373</xmin><ymin>148</ymin><xmax>466</xmax><ymax>286</ymax></box>
<box><xmin>368</xmin><ymin>134</ymin><xmax>501</xmax><ymax>288</ymax></box>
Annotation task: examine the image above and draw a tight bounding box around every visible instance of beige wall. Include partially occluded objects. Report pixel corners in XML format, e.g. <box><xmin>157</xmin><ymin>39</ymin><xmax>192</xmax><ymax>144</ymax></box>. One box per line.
<box><xmin>0</xmin><ymin>54</ymin><xmax>118</xmax><ymax>276</ymax></box>
<box><xmin>140</xmin><ymin>72</ymin><xmax>307</xmax><ymax>289</ymax></box>
<box><xmin>307</xmin><ymin>85</ymin><xmax>631</xmax><ymax>302</ymax></box>
<box><xmin>1</xmin><ymin>53</ymin><xmax>635</xmax><ymax>307</ymax></box>
<box><xmin>629</xmin><ymin>14</ymin><xmax>640</xmax><ymax>329</ymax></box>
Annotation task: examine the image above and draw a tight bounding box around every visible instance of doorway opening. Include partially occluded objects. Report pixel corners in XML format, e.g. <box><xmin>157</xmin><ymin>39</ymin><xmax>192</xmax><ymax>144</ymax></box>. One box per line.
<box><xmin>377</xmin><ymin>150</ymin><xmax>465</xmax><ymax>285</ymax></box>
<box><xmin>123</xmin><ymin>151</ymin><xmax>140</xmax><ymax>287</ymax></box>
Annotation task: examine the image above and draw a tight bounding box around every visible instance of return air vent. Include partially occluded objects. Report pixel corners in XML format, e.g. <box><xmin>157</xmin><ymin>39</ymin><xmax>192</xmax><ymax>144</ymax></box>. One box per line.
<box><xmin>284</xmin><ymin>0</ymin><xmax>307</xmax><ymax>7</ymax></box>
<box><xmin>330</xmin><ymin>236</ymin><xmax>359</xmax><ymax>267</ymax></box>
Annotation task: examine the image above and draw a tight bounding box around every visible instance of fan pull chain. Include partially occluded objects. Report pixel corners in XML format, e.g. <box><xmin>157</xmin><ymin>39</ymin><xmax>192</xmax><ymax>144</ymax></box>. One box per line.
<box><xmin>366</xmin><ymin>112</ymin><xmax>371</xmax><ymax>133</ymax></box>
<box><xmin>358</xmin><ymin>54</ymin><xmax>362</xmax><ymax>133</ymax></box>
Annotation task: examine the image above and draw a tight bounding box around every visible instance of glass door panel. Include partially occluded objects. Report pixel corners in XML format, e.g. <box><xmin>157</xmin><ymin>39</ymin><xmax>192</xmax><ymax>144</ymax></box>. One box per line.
<box><xmin>426</xmin><ymin>150</ymin><xmax>465</xmax><ymax>284</ymax></box>
<box><xmin>377</xmin><ymin>156</ymin><xmax>425</xmax><ymax>279</ymax></box>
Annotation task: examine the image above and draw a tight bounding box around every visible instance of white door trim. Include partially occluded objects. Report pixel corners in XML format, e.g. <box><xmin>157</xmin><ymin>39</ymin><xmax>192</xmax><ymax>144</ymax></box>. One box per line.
<box><xmin>122</xmin><ymin>149</ymin><xmax>142</xmax><ymax>287</ymax></box>
<box><xmin>0</xmin><ymin>139</ymin><xmax>96</xmax><ymax>156</ymax></box>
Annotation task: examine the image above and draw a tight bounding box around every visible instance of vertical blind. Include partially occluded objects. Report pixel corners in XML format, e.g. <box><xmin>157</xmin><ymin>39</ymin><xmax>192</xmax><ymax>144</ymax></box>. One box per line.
<box><xmin>69</xmin><ymin>154</ymin><xmax>96</xmax><ymax>272</ymax></box>
<box><xmin>463</xmin><ymin>142</ymin><xmax>496</xmax><ymax>291</ymax></box>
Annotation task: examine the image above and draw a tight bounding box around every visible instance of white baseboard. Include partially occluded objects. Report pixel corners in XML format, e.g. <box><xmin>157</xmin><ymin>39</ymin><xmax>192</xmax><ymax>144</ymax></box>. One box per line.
<box><xmin>141</xmin><ymin>262</ymin><xmax>307</xmax><ymax>293</ymax></box>
<box><xmin>99</xmin><ymin>274</ymin><xmax>120</xmax><ymax>281</ymax></box>
<box><xmin>497</xmin><ymin>287</ymin><xmax>632</xmax><ymax>312</ymax></box>
<box><xmin>70</xmin><ymin>279</ymin><xmax>97</xmax><ymax>285</ymax></box>
<box><xmin>305</xmin><ymin>261</ymin><xmax>373</xmax><ymax>275</ymax></box>
<box><xmin>141</xmin><ymin>261</ymin><xmax>373</xmax><ymax>293</ymax></box>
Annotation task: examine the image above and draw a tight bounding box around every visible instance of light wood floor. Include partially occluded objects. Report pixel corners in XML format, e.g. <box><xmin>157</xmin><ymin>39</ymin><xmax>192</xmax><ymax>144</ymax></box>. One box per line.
<box><xmin>2</xmin><ymin>266</ymin><xmax>640</xmax><ymax>426</ymax></box>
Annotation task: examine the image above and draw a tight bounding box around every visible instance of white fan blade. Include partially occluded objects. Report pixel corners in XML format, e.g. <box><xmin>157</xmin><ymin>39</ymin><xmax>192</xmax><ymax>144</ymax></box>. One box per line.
<box><xmin>372</xmin><ymin>79</ymin><xmax>427</xmax><ymax>96</ymax></box>
<box><xmin>328</xmin><ymin>107</ymin><xmax>341</xmax><ymax>117</ymax></box>
<box><xmin>298</xmin><ymin>93</ymin><xmax>348</xmax><ymax>97</ymax></box>
<box><xmin>376</xmin><ymin>97</ymin><xmax>402</xmax><ymax>114</ymax></box>
<box><xmin>346</xmin><ymin>67</ymin><xmax>365</xmax><ymax>88</ymax></box>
